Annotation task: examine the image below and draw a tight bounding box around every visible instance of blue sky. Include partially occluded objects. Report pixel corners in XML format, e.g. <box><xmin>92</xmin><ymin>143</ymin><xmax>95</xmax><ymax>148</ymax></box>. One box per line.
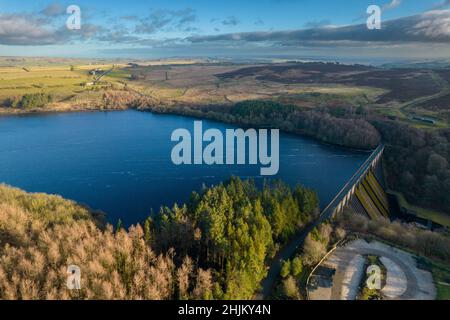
<box><xmin>0</xmin><ymin>0</ymin><xmax>449</xmax><ymax>61</ymax></box>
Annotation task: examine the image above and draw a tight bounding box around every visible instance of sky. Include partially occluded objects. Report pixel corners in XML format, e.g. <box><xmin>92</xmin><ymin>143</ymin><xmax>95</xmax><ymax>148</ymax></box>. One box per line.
<box><xmin>0</xmin><ymin>0</ymin><xmax>449</xmax><ymax>62</ymax></box>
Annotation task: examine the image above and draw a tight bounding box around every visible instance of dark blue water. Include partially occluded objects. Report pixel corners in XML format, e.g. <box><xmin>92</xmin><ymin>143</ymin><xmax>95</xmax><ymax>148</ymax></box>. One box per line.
<box><xmin>0</xmin><ymin>110</ymin><xmax>370</xmax><ymax>226</ymax></box>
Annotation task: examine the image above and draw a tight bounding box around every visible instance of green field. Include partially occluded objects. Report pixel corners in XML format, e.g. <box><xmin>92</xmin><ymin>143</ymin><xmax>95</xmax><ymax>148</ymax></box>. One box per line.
<box><xmin>389</xmin><ymin>190</ymin><xmax>450</xmax><ymax>228</ymax></box>
<box><xmin>1</xmin><ymin>59</ymin><xmax>449</xmax><ymax>132</ymax></box>
<box><xmin>416</xmin><ymin>256</ymin><xmax>450</xmax><ymax>300</ymax></box>
<box><xmin>0</xmin><ymin>64</ymin><xmax>122</xmax><ymax>101</ymax></box>
<box><xmin>433</xmin><ymin>262</ymin><xmax>450</xmax><ymax>300</ymax></box>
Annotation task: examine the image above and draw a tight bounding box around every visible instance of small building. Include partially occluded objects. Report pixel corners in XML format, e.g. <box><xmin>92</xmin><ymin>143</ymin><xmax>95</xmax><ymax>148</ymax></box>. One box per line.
<box><xmin>89</xmin><ymin>68</ymin><xmax>104</xmax><ymax>76</ymax></box>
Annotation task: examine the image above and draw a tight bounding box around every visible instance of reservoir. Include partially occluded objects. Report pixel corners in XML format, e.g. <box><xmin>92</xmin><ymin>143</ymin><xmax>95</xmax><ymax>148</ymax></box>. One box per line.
<box><xmin>0</xmin><ymin>110</ymin><xmax>370</xmax><ymax>226</ymax></box>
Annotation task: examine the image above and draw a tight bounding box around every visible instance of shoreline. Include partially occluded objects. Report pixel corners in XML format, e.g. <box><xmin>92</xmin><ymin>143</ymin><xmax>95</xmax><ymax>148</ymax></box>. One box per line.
<box><xmin>0</xmin><ymin>105</ymin><xmax>376</xmax><ymax>153</ymax></box>
<box><xmin>0</xmin><ymin>108</ymin><xmax>367</xmax><ymax>228</ymax></box>
<box><xmin>143</xmin><ymin>108</ymin><xmax>376</xmax><ymax>153</ymax></box>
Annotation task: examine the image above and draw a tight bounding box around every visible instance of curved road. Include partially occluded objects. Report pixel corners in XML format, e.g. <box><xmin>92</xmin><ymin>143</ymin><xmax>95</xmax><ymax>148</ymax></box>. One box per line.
<box><xmin>256</xmin><ymin>144</ymin><xmax>385</xmax><ymax>299</ymax></box>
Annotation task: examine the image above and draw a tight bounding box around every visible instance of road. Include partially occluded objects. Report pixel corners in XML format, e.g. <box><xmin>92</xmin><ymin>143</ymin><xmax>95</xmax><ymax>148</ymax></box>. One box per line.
<box><xmin>255</xmin><ymin>144</ymin><xmax>384</xmax><ymax>299</ymax></box>
<box><xmin>398</xmin><ymin>71</ymin><xmax>450</xmax><ymax>123</ymax></box>
<box><xmin>93</xmin><ymin>67</ymin><xmax>114</xmax><ymax>84</ymax></box>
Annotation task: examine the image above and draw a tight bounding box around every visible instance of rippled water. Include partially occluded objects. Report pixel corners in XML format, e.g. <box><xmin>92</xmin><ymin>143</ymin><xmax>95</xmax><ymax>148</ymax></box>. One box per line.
<box><xmin>0</xmin><ymin>110</ymin><xmax>369</xmax><ymax>225</ymax></box>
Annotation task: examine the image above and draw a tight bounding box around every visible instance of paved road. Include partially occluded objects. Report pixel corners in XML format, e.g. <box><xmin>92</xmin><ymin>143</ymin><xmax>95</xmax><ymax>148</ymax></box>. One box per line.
<box><xmin>255</xmin><ymin>223</ymin><xmax>317</xmax><ymax>299</ymax></box>
<box><xmin>255</xmin><ymin>144</ymin><xmax>384</xmax><ymax>299</ymax></box>
<box><xmin>94</xmin><ymin>67</ymin><xmax>114</xmax><ymax>83</ymax></box>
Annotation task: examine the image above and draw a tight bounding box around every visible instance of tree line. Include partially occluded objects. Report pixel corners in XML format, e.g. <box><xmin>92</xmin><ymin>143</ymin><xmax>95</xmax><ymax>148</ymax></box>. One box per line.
<box><xmin>4</xmin><ymin>92</ymin><xmax>53</xmax><ymax>109</ymax></box>
<box><xmin>150</xmin><ymin>177</ymin><xmax>319</xmax><ymax>299</ymax></box>
<box><xmin>146</xmin><ymin>100</ymin><xmax>381</xmax><ymax>150</ymax></box>
<box><xmin>372</xmin><ymin>120</ymin><xmax>450</xmax><ymax>213</ymax></box>
<box><xmin>148</xmin><ymin>100</ymin><xmax>448</xmax><ymax>213</ymax></box>
<box><xmin>0</xmin><ymin>178</ymin><xmax>319</xmax><ymax>300</ymax></box>
<box><xmin>338</xmin><ymin>210</ymin><xmax>450</xmax><ymax>264</ymax></box>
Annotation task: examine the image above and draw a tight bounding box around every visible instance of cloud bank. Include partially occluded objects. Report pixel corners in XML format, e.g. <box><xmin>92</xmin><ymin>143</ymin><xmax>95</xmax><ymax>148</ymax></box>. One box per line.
<box><xmin>0</xmin><ymin>4</ymin><xmax>449</xmax><ymax>61</ymax></box>
<box><xmin>188</xmin><ymin>10</ymin><xmax>450</xmax><ymax>44</ymax></box>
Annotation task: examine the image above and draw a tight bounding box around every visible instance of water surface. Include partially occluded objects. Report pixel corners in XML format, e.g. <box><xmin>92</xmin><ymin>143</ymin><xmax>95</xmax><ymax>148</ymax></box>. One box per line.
<box><xmin>0</xmin><ymin>110</ymin><xmax>369</xmax><ymax>225</ymax></box>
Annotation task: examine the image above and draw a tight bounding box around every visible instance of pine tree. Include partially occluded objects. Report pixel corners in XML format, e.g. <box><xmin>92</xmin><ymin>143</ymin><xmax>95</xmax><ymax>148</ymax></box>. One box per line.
<box><xmin>116</xmin><ymin>219</ymin><xmax>123</xmax><ymax>232</ymax></box>
<box><xmin>177</xmin><ymin>256</ymin><xmax>193</xmax><ymax>300</ymax></box>
<box><xmin>291</xmin><ymin>257</ymin><xmax>303</xmax><ymax>278</ymax></box>
<box><xmin>280</xmin><ymin>260</ymin><xmax>291</xmax><ymax>278</ymax></box>
<box><xmin>144</xmin><ymin>217</ymin><xmax>152</xmax><ymax>244</ymax></box>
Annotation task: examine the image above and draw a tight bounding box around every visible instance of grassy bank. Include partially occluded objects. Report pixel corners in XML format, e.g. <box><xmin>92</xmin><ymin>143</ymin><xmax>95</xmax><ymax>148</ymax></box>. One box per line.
<box><xmin>389</xmin><ymin>190</ymin><xmax>450</xmax><ymax>228</ymax></box>
<box><xmin>425</xmin><ymin>259</ymin><xmax>450</xmax><ymax>300</ymax></box>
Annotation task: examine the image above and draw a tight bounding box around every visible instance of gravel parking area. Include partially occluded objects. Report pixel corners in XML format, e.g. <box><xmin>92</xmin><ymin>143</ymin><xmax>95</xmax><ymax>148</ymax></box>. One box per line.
<box><xmin>308</xmin><ymin>239</ymin><xmax>437</xmax><ymax>300</ymax></box>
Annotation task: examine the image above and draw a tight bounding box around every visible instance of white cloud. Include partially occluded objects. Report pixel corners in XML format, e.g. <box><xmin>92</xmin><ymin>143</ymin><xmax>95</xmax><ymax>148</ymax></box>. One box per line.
<box><xmin>189</xmin><ymin>10</ymin><xmax>450</xmax><ymax>44</ymax></box>
<box><xmin>0</xmin><ymin>14</ymin><xmax>60</xmax><ymax>45</ymax></box>
<box><xmin>410</xmin><ymin>10</ymin><xmax>450</xmax><ymax>39</ymax></box>
<box><xmin>383</xmin><ymin>0</ymin><xmax>402</xmax><ymax>11</ymax></box>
